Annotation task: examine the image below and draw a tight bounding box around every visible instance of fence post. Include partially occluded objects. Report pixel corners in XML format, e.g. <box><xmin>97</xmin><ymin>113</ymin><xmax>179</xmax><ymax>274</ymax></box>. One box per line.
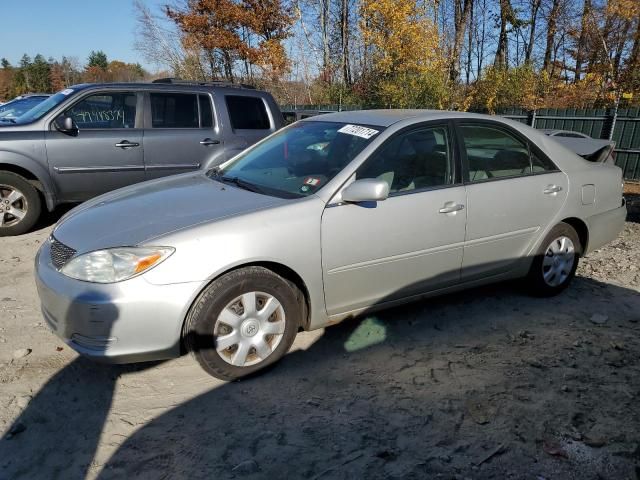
<box><xmin>529</xmin><ymin>110</ymin><xmax>537</xmax><ymax>128</ymax></box>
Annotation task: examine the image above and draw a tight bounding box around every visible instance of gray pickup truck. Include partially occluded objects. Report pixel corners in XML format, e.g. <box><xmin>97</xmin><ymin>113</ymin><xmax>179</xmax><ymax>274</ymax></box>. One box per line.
<box><xmin>0</xmin><ymin>79</ymin><xmax>284</xmax><ymax>236</ymax></box>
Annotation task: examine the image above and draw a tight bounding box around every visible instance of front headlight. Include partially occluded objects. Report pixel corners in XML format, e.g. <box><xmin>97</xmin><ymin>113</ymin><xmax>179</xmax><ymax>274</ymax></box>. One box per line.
<box><xmin>60</xmin><ymin>247</ymin><xmax>174</xmax><ymax>283</ymax></box>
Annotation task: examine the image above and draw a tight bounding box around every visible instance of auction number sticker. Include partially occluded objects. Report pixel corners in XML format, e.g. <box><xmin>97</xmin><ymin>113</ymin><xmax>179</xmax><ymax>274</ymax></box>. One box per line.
<box><xmin>337</xmin><ymin>124</ymin><xmax>379</xmax><ymax>139</ymax></box>
<box><xmin>60</xmin><ymin>89</ymin><xmax>74</xmax><ymax>95</ymax></box>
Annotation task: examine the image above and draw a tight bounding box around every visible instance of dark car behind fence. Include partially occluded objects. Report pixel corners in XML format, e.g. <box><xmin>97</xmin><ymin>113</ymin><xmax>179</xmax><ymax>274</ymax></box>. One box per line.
<box><xmin>282</xmin><ymin>105</ymin><xmax>640</xmax><ymax>181</ymax></box>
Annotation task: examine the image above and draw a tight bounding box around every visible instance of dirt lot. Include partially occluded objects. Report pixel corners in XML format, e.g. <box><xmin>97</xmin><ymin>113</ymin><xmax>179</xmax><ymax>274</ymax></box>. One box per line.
<box><xmin>0</xmin><ymin>195</ymin><xmax>639</xmax><ymax>480</ymax></box>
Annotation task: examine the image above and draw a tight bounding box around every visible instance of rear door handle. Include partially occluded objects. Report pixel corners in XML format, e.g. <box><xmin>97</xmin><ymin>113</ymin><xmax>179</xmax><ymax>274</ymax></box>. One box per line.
<box><xmin>115</xmin><ymin>140</ymin><xmax>140</xmax><ymax>148</ymax></box>
<box><xmin>200</xmin><ymin>138</ymin><xmax>220</xmax><ymax>146</ymax></box>
<box><xmin>439</xmin><ymin>203</ymin><xmax>465</xmax><ymax>214</ymax></box>
<box><xmin>543</xmin><ymin>185</ymin><xmax>563</xmax><ymax>194</ymax></box>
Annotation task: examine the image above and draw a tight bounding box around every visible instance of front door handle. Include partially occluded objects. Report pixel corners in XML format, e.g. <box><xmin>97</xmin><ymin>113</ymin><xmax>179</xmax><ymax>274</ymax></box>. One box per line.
<box><xmin>439</xmin><ymin>203</ymin><xmax>465</xmax><ymax>214</ymax></box>
<box><xmin>543</xmin><ymin>184</ymin><xmax>563</xmax><ymax>194</ymax></box>
<box><xmin>115</xmin><ymin>140</ymin><xmax>140</xmax><ymax>148</ymax></box>
<box><xmin>200</xmin><ymin>138</ymin><xmax>221</xmax><ymax>146</ymax></box>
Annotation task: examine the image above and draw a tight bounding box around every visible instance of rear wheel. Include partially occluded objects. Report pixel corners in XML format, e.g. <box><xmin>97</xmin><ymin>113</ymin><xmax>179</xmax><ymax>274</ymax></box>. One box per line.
<box><xmin>527</xmin><ymin>222</ymin><xmax>581</xmax><ymax>296</ymax></box>
<box><xmin>183</xmin><ymin>266</ymin><xmax>301</xmax><ymax>380</ymax></box>
<box><xmin>0</xmin><ymin>171</ymin><xmax>41</xmax><ymax>237</ymax></box>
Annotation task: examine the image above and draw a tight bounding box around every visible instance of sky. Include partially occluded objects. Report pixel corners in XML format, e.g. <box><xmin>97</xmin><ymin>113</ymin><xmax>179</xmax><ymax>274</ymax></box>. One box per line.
<box><xmin>0</xmin><ymin>0</ymin><xmax>167</xmax><ymax>71</ymax></box>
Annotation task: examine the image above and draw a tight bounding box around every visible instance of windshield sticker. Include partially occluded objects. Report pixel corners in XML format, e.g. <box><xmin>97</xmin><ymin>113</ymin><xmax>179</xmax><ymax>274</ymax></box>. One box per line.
<box><xmin>60</xmin><ymin>89</ymin><xmax>74</xmax><ymax>96</ymax></box>
<box><xmin>338</xmin><ymin>124</ymin><xmax>379</xmax><ymax>139</ymax></box>
<box><xmin>303</xmin><ymin>177</ymin><xmax>321</xmax><ymax>187</ymax></box>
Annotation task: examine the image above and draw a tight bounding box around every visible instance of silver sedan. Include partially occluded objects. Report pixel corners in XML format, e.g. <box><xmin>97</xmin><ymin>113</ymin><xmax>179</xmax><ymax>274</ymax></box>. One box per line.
<box><xmin>35</xmin><ymin>110</ymin><xmax>627</xmax><ymax>380</ymax></box>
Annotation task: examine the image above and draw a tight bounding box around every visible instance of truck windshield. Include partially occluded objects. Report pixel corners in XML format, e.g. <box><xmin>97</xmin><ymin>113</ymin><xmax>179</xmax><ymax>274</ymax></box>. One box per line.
<box><xmin>6</xmin><ymin>90</ymin><xmax>74</xmax><ymax>125</ymax></box>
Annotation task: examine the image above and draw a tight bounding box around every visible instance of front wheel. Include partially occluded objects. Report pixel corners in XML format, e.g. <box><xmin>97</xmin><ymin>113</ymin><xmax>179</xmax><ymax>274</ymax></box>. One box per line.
<box><xmin>183</xmin><ymin>266</ymin><xmax>302</xmax><ymax>380</ymax></box>
<box><xmin>527</xmin><ymin>222</ymin><xmax>581</xmax><ymax>296</ymax></box>
<box><xmin>0</xmin><ymin>171</ymin><xmax>42</xmax><ymax>236</ymax></box>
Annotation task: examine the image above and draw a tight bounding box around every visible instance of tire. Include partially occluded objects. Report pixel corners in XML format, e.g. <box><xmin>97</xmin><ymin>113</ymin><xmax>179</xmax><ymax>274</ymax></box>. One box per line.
<box><xmin>527</xmin><ymin>222</ymin><xmax>582</xmax><ymax>297</ymax></box>
<box><xmin>183</xmin><ymin>266</ymin><xmax>302</xmax><ymax>380</ymax></box>
<box><xmin>0</xmin><ymin>171</ymin><xmax>41</xmax><ymax>237</ymax></box>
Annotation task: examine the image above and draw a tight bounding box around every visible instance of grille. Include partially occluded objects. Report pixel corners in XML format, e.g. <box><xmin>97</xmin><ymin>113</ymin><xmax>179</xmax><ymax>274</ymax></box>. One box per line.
<box><xmin>50</xmin><ymin>236</ymin><xmax>77</xmax><ymax>269</ymax></box>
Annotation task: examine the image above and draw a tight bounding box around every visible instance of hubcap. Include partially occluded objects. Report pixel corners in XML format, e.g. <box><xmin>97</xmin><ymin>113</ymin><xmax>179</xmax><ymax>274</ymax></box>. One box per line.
<box><xmin>542</xmin><ymin>235</ymin><xmax>576</xmax><ymax>287</ymax></box>
<box><xmin>0</xmin><ymin>184</ymin><xmax>28</xmax><ymax>228</ymax></box>
<box><xmin>214</xmin><ymin>291</ymin><xmax>286</xmax><ymax>367</ymax></box>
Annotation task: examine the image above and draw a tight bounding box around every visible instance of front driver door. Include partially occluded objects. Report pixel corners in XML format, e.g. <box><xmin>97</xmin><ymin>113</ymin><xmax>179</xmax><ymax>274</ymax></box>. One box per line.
<box><xmin>45</xmin><ymin>91</ymin><xmax>145</xmax><ymax>202</ymax></box>
<box><xmin>321</xmin><ymin>123</ymin><xmax>467</xmax><ymax>317</ymax></box>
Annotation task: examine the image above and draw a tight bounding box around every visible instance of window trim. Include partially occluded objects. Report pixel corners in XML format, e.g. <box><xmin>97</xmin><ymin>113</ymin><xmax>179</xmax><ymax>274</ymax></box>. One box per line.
<box><xmin>353</xmin><ymin>120</ymin><xmax>461</xmax><ymax>198</ymax></box>
<box><xmin>198</xmin><ymin>93</ymin><xmax>216</xmax><ymax>129</ymax></box>
<box><xmin>453</xmin><ymin>119</ymin><xmax>561</xmax><ymax>185</ymax></box>
<box><xmin>50</xmin><ymin>90</ymin><xmax>143</xmax><ymax>132</ymax></box>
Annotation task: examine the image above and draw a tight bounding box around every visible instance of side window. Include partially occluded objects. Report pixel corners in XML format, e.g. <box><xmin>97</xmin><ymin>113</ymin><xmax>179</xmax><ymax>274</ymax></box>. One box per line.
<box><xmin>460</xmin><ymin>126</ymin><xmax>531</xmax><ymax>181</ymax></box>
<box><xmin>199</xmin><ymin>94</ymin><xmax>214</xmax><ymax>128</ymax></box>
<box><xmin>66</xmin><ymin>92</ymin><xmax>137</xmax><ymax>129</ymax></box>
<box><xmin>357</xmin><ymin>126</ymin><xmax>453</xmax><ymax>194</ymax></box>
<box><xmin>226</xmin><ymin>95</ymin><xmax>270</xmax><ymax>130</ymax></box>
<box><xmin>531</xmin><ymin>149</ymin><xmax>558</xmax><ymax>172</ymax></box>
<box><xmin>150</xmin><ymin>93</ymin><xmax>198</xmax><ymax>128</ymax></box>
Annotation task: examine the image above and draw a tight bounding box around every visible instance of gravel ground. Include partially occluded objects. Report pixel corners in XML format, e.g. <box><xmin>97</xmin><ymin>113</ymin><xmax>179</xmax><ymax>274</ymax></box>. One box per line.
<box><xmin>0</xmin><ymin>197</ymin><xmax>638</xmax><ymax>480</ymax></box>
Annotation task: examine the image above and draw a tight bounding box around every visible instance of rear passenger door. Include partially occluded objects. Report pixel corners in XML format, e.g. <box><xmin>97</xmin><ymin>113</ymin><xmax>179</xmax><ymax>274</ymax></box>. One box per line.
<box><xmin>457</xmin><ymin>121</ymin><xmax>568</xmax><ymax>280</ymax></box>
<box><xmin>218</xmin><ymin>94</ymin><xmax>278</xmax><ymax>160</ymax></box>
<box><xmin>143</xmin><ymin>91</ymin><xmax>224</xmax><ymax>179</ymax></box>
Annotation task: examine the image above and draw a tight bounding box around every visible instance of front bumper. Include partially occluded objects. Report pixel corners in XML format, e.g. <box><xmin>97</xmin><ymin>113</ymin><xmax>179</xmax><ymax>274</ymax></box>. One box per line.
<box><xmin>35</xmin><ymin>240</ymin><xmax>202</xmax><ymax>364</ymax></box>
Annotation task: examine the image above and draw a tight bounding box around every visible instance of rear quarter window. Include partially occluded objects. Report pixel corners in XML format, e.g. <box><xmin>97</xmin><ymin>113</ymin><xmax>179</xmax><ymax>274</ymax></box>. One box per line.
<box><xmin>225</xmin><ymin>95</ymin><xmax>270</xmax><ymax>130</ymax></box>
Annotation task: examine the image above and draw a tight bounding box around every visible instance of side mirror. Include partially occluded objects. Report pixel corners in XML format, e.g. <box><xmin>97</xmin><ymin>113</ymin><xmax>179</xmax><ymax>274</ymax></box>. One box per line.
<box><xmin>341</xmin><ymin>178</ymin><xmax>390</xmax><ymax>203</ymax></box>
<box><xmin>54</xmin><ymin>116</ymin><xmax>78</xmax><ymax>136</ymax></box>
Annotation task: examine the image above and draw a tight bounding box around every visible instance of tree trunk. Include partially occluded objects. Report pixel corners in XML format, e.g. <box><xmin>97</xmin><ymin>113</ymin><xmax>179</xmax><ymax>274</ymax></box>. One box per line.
<box><xmin>320</xmin><ymin>0</ymin><xmax>330</xmax><ymax>80</ymax></box>
<box><xmin>543</xmin><ymin>0</ymin><xmax>560</xmax><ymax>72</ymax></box>
<box><xmin>630</xmin><ymin>19</ymin><xmax>640</xmax><ymax>72</ymax></box>
<box><xmin>613</xmin><ymin>20</ymin><xmax>631</xmax><ymax>80</ymax></box>
<box><xmin>574</xmin><ymin>0</ymin><xmax>592</xmax><ymax>82</ymax></box>
<box><xmin>450</xmin><ymin>0</ymin><xmax>473</xmax><ymax>82</ymax></box>
<box><xmin>494</xmin><ymin>0</ymin><xmax>512</xmax><ymax>68</ymax></box>
<box><xmin>477</xmin><ymin>0</ymin><xmax>487</xmax><ymax>77</ymax></box>
<box><xmin>340</xmin><ymin>0</ymin><xmax>351</xmax><ymax>85</ymax></box>
<box><xmin>465</xmin><ymin>0</ymin><xmax>475</xmax><ymax>83</ymax></box>
<box><xmin>525</xmin><ymin>0</ymin><xmax>541</xmax><ymax>63</ymax></box>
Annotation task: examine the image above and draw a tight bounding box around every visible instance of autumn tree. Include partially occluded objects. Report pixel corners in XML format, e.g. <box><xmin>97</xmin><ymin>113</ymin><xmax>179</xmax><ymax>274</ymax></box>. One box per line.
<box><xmin>166</xmin><ymin>0</ymin><xmax>294</xmax><ymax>82</ymax></box>
<box><xmin>360</xmin><ymin>0</ymin><xmax>446</xmax><ymax>107</ymax></box>
<box><xmin>49</xmin><ymin>61</ymin><xmax>66</xmax><ymax>91</ymax></box>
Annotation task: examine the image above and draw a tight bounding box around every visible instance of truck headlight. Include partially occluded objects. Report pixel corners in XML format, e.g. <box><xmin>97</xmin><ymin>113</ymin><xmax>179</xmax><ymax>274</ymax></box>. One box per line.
<box><xmin>61</xmin><ymin>247</ymin><xmax>174</xmax><ymax>283</ymax></box>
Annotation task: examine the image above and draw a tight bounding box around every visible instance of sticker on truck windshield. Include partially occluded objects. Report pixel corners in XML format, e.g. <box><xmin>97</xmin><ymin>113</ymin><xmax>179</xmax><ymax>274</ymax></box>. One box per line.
<box><xmin>337</xmin><ymin>124</ymin><xmax>379</xmax><ymax>139</ymax></box>
<box><xmin>60</xmin><ymin>89</ymin><xmax>74</xmax><ymax>95</ymax></box>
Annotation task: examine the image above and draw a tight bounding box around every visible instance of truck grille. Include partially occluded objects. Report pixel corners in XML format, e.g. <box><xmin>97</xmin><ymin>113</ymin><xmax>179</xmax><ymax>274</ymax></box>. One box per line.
<box><xmin>50</xmin><ymin>236</ymin><xmax>76</xmax><ymax>269</ymax></box>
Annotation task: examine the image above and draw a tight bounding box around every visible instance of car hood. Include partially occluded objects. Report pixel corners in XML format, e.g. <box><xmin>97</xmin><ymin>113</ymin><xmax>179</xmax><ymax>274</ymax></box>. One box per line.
<box><xmin>53</xmin><ymin>173</ymin><xmax>288</xmax><ymax>253</ymax></box>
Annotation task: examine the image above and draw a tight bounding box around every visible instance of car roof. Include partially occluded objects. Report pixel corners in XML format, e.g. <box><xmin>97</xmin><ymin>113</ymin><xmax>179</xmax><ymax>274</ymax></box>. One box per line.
<box><xmin>300</xmin><ymin>109</ymin><xmax>506</xmax><ymax>127</ymax></box>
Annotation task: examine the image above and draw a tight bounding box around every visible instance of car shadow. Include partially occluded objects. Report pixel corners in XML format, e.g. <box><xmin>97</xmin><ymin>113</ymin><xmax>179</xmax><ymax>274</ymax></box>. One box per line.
<box><xmin>33</xmin><ymin>203</ymin><xmax>76</xmax><ymax>232</ymax></box>
<box><xmin>0</xmin><ymin>289</ymin><xmax>163</xmax><ymax>479</ymax></box>
<box><xmin>2</xmin><ymin>273</ymin><xmax>638</xmax><ymax>479</ymax></box>
<box><xmin>96</xmin><ymin>276</ymin><xmax>639</xmax><ymax>479</ymax></box>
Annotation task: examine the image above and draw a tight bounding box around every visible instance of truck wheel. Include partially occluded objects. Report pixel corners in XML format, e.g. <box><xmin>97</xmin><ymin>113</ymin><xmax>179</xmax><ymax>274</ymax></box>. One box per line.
<box><xmin>0</xmin><ymin>171</ymin><xmax>41</xmax><ymax>236</ymax></box>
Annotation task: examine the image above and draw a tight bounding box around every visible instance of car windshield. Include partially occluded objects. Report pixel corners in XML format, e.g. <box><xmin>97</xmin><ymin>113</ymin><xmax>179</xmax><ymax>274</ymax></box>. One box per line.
<box><xmin>5</xmin><ymin>90</ymin><xmax>73</xmax><ymax>124</ymax></box>
<box><xmin>211</xmin><ymin>121</ymin><xmax>383</xmax><ymax>198</ymax></box>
